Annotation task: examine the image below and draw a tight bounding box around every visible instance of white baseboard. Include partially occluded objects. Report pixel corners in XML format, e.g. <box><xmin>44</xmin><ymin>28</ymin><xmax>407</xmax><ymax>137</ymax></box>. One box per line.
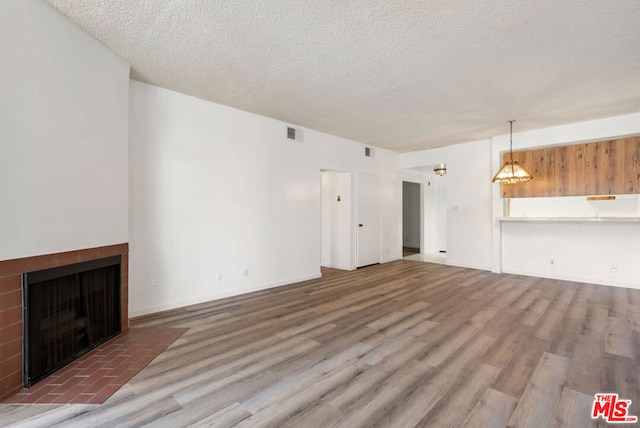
<box><xmin>445</xmin><ymin>259</ymin><xmax>491</xmax><ymax>272</ymax></box>
<box><xmin>321</xmin><ymin>263</ymin><xmax>356</xmax><ymax>271</ymax></box>
<box><xmin>129</xmin><ymin>272</ymin><xmax>322</xmax><ymax>318</ymax></box>
<box><xmin>501</xmin><ymin>268</ymin><xmax>640</xmax><ymax>290</ymax></box>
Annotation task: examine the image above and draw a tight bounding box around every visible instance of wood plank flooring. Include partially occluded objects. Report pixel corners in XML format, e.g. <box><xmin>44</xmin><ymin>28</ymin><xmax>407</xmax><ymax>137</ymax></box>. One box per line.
<box><xmin>2</xmin><ymin>260</ymin><xmax>639</xmax><ymax>427</ymax></box>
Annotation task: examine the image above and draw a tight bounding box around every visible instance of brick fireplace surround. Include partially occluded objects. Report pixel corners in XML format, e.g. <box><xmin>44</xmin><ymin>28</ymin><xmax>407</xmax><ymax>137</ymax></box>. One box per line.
<box><xmin>0</xmin><ymin>243</ymin><xmax>128</xmax><ymax>400</ymax></box>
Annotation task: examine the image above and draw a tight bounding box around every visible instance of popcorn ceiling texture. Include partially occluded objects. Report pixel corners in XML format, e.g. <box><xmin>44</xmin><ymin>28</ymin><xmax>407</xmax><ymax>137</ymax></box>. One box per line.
<box><xmin>45</xmin><ymin>0</ymin><xmax>640</xmax><ymax>151</ymax></box>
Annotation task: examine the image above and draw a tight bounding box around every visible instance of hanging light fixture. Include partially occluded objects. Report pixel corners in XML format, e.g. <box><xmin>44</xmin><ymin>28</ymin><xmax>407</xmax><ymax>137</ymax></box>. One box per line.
<box><xmin>492</xmin><ymin>120</ymin><xmax>533</xmax><ymax>184</ymax></box>
<box><xmin>434</xmin><ymin>164</ymin><xmax>446</xmax><ymax>176</ymax></box>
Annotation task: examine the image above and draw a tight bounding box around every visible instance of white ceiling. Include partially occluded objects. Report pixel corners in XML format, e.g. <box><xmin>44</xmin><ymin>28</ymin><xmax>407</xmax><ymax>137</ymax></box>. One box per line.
<box><xmin>46</xmin><ymin>0</ymin><xmax>640</xmax><ymax>152</ymax></box>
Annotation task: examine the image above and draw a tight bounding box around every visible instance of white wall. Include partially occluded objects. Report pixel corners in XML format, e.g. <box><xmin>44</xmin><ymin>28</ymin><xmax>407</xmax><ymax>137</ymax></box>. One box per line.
<box><xmin>399</xmin><ymin>140</ymin><xmax>493</xmax><ymax>270</ymax></box>
<box><xmin>444</xmin><ymin>141</ymin><xmax>492</xmax><ymax>269</ymax></box>
<box><xmin>502</xmin><ymin>222</ymin><xmax>640</xmax><ymax>288</ymax></box>
<box><xmin>402</xmin><ymin>182</ymin><xmax>421</xmax><ymax>248</ymax></box>
<box><xmin>321</xmin><ymin>171</ymin><xmax>353</xmax><ymax>270</ymax></box>
<box><xmin>129</xmin><ymin>81</ymin><xmax>401</xmax><ymax>316</ymax></box>
<box><xmin>0</xmin><ymin>0</ymin><xmax>129</xmax><ymax>260</ymax></box>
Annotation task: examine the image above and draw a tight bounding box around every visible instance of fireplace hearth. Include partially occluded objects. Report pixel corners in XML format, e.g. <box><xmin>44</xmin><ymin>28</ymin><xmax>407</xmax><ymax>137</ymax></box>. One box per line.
<box><xmin>22</xmin><ymin>256</ymin><xmax>122</xmax><ymax>387</ymax></box>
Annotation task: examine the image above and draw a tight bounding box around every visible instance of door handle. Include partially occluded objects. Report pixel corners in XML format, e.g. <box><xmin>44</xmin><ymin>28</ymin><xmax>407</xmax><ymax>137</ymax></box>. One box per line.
<box><xmin>359</xmin><ymin>224</ymin><xmax>363</xmax><ymax>227</ymax></box>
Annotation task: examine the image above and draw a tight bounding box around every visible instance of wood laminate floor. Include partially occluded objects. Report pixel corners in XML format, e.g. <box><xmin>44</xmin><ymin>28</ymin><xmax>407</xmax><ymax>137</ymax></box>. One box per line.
<box><xmin>2</xmin><ymin>260</ymin><xmax>639</xmax><ymax>427</ymax></box>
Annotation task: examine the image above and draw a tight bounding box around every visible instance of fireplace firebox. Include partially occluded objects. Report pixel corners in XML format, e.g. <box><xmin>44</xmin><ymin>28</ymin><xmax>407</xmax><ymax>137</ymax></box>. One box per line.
<box><xmin>22</xmin><ymin>256</ymin><xmax>121</xmax><ymax>387</ymax></box>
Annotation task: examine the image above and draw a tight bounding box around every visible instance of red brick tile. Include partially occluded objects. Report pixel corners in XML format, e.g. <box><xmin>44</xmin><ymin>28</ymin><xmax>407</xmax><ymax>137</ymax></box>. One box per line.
<box><xmin>0</xmin><ymin>321</ymin><xmax>22</xmax><ymax>344</ymax></box>
<box><xmin>0</xmin><ymin>259</ymin><xmax>30</xmax><ymax>277</ymax></box>
<box><xmin>62</xmin><ymin>384</ymin><xmax>88</xmax><ymax>397</ymax></box>
<box><xmin>87</xmin><ymin>385</ymin><xmax>121</xmax><ymax>404</ymax></box>
<box><xmin>71</xmin><ymin>359</ymin><xmax>91</xmax><ymax>370</ymax></box>
<box><xmin>0</xmin><ymin>337</ymin><xmax>22</xmax><ymax>361</ymax></box>
<box><xmin>0</xmin><ymin>306</ymin><xmax>22</xmax><ymax>329</ymax></box>
<box><xmin>49</xmin><ymin>368</ymin><xmax>83</xmax><ymax>386</ymax></box>
<box><xmin>111</xmin><ymin>243</ymin><xmax>128</xmax><ymax>254</ymax></box>
<box><xmin>36</xmin><ymin>393</ymin><xmax>63</xmax><ymax>404</ymax></box>
<box><xmin>24</xmin><ymin>384</ymin><xmax>58</xmax><ymax>400</ymax></box>
<box><xmin>0</xmin><ymin>275</ymin><xmax>21</xmax><ymax>295</ymax></box>
<box><xmin>95</xmin><ymin>368</ymin><xmax>115</xmax><ymax>378</ymax></box>
<box><xmin>0</xmin><ymin>254</ymin><xmax>61</xmax><ymax>277</ymax></box>
<box><xmin>55</xmin><ymin>250</ymin><xmax>80</xmax><ymax>267</ymax></box>
<box><xmin>82</xmin><ymin>375</ymin><xmax>116</xmax><ymax>394</ymax></box>
<box><xmin>75</xmin><ymin>393</ymin><xmax>96</xmax><ymax>404</ymax></box>
<box><xmin>0</xmin><ymin>353</ymin><xmax>21</xmax><ymax>379</ymax></box>
<box><xmin>98</xmin><ymin>246</ymin><xmax>116</xmax><ymax>257</ymax></box>
<box><xmin>7</xmin><ymin>393</ymin><xmax>32</xmax><ymax>404</ymax></box>
<box><xmin>0</xmin><ymin>290</ymin><xmax>22</xmax><ymax>311</ymax></box>
<box><xmin>99</xmin><ymin>361</ymin><xmax>117</xmax><ymax>371</ymax></box>
<box><xmin>109</xmin><ymin>369</ymin><xmax>139</xmax><ymax>386</ymax></box>
<box><xmin>51</xmin><ymin>393</ymin><xmax>74</xmax><ymax>404</ymax></box>
<box><xmin>77</xmin><ymin>248</ymin><xmax>100</xmax><ymax>262</ymax></box>
<box><xmin>0</xmin><ymin>370</ymin><xmax>23</xmax><ymax>399</ymax></box>
<box><xmin>29</xmin><ymin>255</ymin><xmax>58</xmax><ymax>272</ymax></box>
<box><xmin>76</xmin><ymin>372</ymin><xmax>102</xmax><ymax>386</ymax></box>
<box><xmin>1</xmin><ymin>326</ymin><xmax>185</xmax><ymax>404</ymax></box>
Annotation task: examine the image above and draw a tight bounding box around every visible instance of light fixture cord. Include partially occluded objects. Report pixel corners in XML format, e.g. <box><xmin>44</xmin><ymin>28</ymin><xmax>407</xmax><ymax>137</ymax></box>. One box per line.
<box><xmin>509</xmin><ymin>120</ymin><xmax>515</xmax><ymax>176</ymax></box>
<box><xmin>509</xmin><ymin>120</ymin><xmax>514</xmax><ymax>162</ymax></box>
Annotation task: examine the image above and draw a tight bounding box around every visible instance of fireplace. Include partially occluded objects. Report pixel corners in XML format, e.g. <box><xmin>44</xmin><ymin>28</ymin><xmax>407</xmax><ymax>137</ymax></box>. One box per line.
<box><xmin>23</xmin><ymin>256</ymin><xmax>121</xmax><ymax>387</ymax></box>
<box><xmin>0</xmin><ymin>243</ymin><xmax>128</xmax><ymax>400</ymax></box>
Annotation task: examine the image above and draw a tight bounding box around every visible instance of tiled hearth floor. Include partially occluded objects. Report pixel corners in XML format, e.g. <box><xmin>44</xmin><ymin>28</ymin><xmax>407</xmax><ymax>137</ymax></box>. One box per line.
<box><xmin>2</xmin><ymin>327</ymin><xmax>187</xmax><ymax>405</ymax></box>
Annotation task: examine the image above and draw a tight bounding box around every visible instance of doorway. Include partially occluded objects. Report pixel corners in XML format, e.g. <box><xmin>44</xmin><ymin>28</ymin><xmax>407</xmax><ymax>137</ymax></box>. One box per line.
<box><xmin>402</xmin><ymin>181</ymin><xmax>421</xmax><ymax>256</ymax></box>
<box><xmin>321</xmin><ymin>170</ymin><xmax>352</xmax><ymax>270</ymax></box>
<box><xmin>403</xmin><ymin>166</ymin><xmax>447</xmax><ymax>264</ymax></box>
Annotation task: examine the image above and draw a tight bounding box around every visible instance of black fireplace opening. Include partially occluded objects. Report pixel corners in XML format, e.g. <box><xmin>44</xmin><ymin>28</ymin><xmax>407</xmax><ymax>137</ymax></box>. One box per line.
<box><xmin>22</xmin><ymin>255</ymin><xmax>121</xmax><ymax>388</ymax></box>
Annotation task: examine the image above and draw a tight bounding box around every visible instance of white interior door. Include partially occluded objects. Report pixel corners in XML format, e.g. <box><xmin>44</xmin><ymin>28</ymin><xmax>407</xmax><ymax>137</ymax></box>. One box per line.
<box><xmin>357</xmin><ymin>173</ymin><xmax>381</xmax><ymax>267</ymax></box>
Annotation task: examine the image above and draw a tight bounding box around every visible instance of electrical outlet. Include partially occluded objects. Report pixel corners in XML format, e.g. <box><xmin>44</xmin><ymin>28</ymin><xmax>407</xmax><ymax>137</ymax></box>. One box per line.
<box><xmin>216</xmin><ymin>272</ymin><xmax>223</xmax><ymax>281</ymax></box>
<box><xmin>244</xmin><ymin>268</ymin><xmax>249</xmax><ymax>277</ymax></box>
<box><xmin>549</xmin><ymin>259</ymin><xmax>555</xmax><ymax>266</ymax></box>
<box><xmin>610</xmin><ymin>264</ymin><xmax>618</xmax><ymax>273</ymax></box>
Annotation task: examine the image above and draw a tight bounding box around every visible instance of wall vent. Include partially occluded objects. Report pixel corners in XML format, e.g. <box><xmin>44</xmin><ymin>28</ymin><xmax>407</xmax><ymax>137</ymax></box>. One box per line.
<box><xmin>286</xmin><ymin>126</ymin><xmax>304</xmax><ymax>142</ymax></box>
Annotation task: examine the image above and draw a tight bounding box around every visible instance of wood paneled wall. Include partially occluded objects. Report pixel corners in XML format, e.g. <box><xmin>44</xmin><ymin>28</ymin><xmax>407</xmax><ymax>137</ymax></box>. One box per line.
<box><xmin>502</xmin><ymin>136</ymin><xmax>640</xmax><ymax>198</ymax></box>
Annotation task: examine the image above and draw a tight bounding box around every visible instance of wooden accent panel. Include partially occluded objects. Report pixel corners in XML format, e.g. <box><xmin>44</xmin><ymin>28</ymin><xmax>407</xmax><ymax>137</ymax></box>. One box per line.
<box><xmin>502</xmin><ymin>136</ymin><xmax>640</xmax><ymax>198</ymax></box>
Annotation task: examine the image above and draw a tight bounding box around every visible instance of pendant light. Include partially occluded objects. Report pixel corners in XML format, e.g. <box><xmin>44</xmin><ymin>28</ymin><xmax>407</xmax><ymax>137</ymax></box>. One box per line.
<box><xmin>492</xmin><ymin>120</ymin><xmax>533</xmax><ymax>184</ymax></box>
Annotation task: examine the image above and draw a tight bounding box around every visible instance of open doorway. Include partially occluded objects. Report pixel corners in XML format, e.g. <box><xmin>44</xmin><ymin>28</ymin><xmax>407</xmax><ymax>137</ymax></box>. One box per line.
<box><xmin>402</xmin><ymin>181</ymin><xmax>421</xmax><ymax>257</ymax></box>
<box><xmin>403</xmin><ymin>165</ymin><xmax>447</xmax><ymax>264</ymax></box>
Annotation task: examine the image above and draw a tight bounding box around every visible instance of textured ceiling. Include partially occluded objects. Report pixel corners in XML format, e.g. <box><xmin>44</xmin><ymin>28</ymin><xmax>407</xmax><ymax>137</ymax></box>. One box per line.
<box><xmin>45</xmin><ymin>0</ymin><xmax>640</xmax><ymax>152</ymax></box>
